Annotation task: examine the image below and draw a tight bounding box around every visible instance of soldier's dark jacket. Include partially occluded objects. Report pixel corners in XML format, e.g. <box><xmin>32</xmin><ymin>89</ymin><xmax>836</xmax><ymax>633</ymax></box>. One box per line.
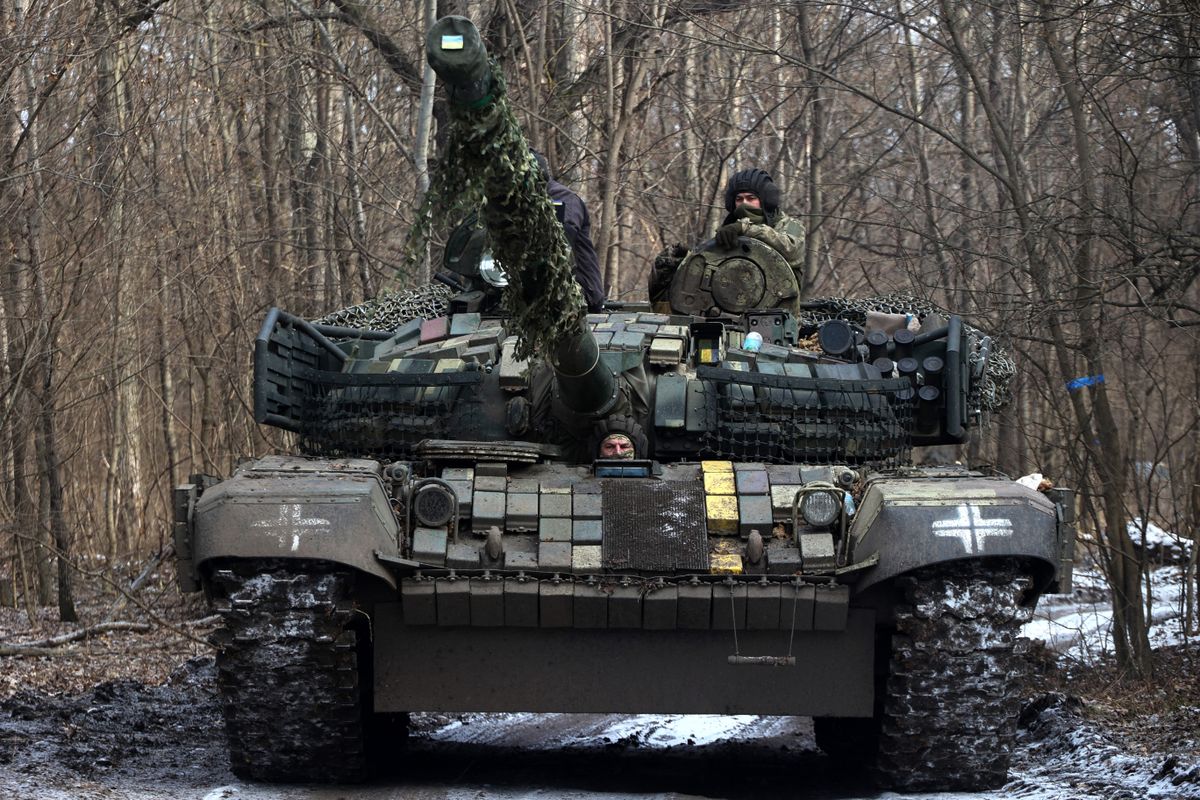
<box><xmin>548</xmin><ymin>178</ymin><xmax>605</xmax><ymax>312</ymax></box>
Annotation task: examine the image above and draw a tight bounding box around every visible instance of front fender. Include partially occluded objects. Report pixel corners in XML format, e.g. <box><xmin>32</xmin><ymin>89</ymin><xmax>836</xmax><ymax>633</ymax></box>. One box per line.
<box><xmin>191</xmin><ymin>455</ymin><xmax>401</xmax><ymax>589</ymax></box>
<box><xmin>849</xmin><ymin>474</ymin><xmax>1063</xmax><ymax>594</ymax></box>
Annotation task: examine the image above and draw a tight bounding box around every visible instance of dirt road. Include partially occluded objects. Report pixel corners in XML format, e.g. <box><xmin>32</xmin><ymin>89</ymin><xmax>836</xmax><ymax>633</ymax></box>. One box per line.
<box><xmin>2</xmin><ymin>655</ymin><xmax>1197</xmax><ymax>800</ymax></box>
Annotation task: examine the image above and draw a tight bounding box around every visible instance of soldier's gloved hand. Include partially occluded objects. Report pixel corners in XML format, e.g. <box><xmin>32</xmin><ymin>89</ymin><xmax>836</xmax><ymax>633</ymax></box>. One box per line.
<box><xmin>715</xmin><ymin>222</ymin><xmax>742</xmax><ymax>250</ymax></box>
<box><xmin>650</xmin><ymin>244</ymin><xmax>687</xmax><ymax>302</ymax></box>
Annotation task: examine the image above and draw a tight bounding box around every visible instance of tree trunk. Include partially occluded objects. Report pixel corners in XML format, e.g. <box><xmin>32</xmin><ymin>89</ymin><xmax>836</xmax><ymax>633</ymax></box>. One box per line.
<box><xmin>1039</xmin><ymin>2</ymin><xmax>1150</xmax><ymax>675</ymax></box>
<box><xmin>416</xmin><ymin>0</ymin><xmax>438</xmax><ymax>281</ymax></box>
<box><xmin>798</xmin><ymin>2</ymin><xmax>823</xmax><ymax>298</ymax></box>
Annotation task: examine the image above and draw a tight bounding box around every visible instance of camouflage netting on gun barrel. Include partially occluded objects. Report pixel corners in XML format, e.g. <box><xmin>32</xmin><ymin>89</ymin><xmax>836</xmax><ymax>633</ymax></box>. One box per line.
<box><xmin>390</xmin><ymin>65</ymin><xmax>583</xmax><ymax>362</ymax></box>
<box><xmin>800</xmin><ymin>294</ymin><xmax>1015</xmax><ymax>415</ymax></box>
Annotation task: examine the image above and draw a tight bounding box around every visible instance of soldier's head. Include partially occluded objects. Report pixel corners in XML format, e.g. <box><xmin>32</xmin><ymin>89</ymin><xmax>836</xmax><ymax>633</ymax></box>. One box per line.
<box><xmin>724</xmin><ymin>169</ymin><xmax>781</xmax><ymax>222</ymax></box>
<box><xmin>598</xmin><ymin>433</ymin><xmax>635</xmax><ymax>459</ymax></box>
<box><xmin>733</xmin><ymin>191</ymin><xmax>762</xmax><ymax>210</ymax></box>
<box><xmin>530</xmin><ymin>149</ymin><xmax>551</xmax><ymax>182</ymax></box>
<box><xmin>591</xmin><ymin>415</ymin><xmax>646</xmax><ymax>462</ymax></box>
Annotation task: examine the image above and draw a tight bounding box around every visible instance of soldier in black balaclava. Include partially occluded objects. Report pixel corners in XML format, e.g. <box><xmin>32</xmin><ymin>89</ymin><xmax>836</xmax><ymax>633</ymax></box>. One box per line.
<box><xmin>532</xmin><ymin>150</ymin><xmax>606</xmax><ymax>313</ymax></box>
<box><xmin>714</xmin><ymin>168</ymin><xmax>805</xmax><ymax>289</ymax></box>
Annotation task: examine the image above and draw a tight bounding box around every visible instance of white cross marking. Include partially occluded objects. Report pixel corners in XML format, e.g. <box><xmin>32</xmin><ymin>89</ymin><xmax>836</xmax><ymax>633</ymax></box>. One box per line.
<box><xmin>252</xmin><ymin>503</ymin><xmax>332</xmax><ymax>551</ymax></box>
<box><xmin>931</xmin><ymin>505</ymin><xmax>1013</xmax><ymax>554</ymax></box>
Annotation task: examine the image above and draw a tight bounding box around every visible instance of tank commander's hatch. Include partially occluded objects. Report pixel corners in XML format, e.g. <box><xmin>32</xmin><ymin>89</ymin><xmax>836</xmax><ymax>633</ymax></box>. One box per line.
<box><xmin>669</xmin><ymin>238</ymin><xmax>799</xmax><ymax>317</ymax></box>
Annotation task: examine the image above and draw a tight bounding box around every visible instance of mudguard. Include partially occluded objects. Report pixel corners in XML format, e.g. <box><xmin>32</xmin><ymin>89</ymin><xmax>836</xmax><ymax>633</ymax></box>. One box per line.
<box><xmin>182</xmin><ymin>455</ymin><xmax>401</xmax><ymax>589</ymax></box>
<box><xmin>850</xmin><ymin>473</ymin><xmax>1066</xmax><ymax>594</ymax></box>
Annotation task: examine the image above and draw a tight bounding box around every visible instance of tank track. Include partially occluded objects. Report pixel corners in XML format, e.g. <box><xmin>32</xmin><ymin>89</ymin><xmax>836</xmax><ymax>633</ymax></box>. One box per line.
<box><xmin>209</xmin><ymin>564</ymin><xmax>369</xmax><ymax>782</ymax></box>
<box><xmin>877</xmin><ymin>561</ymin><xmax>1034</xmax><ymax>791</ymax></box>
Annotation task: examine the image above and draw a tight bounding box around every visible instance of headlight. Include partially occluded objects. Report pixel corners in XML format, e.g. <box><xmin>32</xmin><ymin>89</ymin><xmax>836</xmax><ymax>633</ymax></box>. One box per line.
<box><xmin>479</xmin><ymin>253</ymin><xmax>508</xmax><ymax>287</ymax></box>
<box><xmin>800</xmin><ymin>490</ymin><xmax>841</xmax><ymax>527</ymax></box>
<box><xmin>413</xmin><ymin>483</ymin><xmax>456</xmax><ymax>528</ymax></box>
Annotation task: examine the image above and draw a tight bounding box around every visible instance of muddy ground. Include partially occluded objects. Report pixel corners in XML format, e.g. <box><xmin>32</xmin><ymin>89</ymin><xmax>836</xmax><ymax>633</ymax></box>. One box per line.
<box><xmin>1</xmin><ymin>648</ymin><xmax>1198</xmax><ymax>799</ymax></box>
<box><xmin>0</xmin><ymin>583</ymin><xmax>1198</xmax><ymax>799</ymax></box>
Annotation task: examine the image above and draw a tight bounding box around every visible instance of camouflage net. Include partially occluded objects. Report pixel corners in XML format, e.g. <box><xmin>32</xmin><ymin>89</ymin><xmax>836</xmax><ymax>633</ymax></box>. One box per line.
<box><xmin>312</xmin><ymin>283</ymin><xmax>452</xmax><ymax>331</ymax></box>
<box><xmin>799</xmin><ymin>294</ymin><xmax>1014</xmax><ymax>414</ymax></box>
<box><xmin>391</xmin><ymin>64</ymin><xmax>584</xmax><ymax>362</ymax></box>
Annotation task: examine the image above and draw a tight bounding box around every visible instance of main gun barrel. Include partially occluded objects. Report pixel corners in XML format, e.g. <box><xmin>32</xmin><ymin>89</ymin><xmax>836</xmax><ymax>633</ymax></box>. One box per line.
<box><xmin>427</xmin><ymin>16</ymin><xmax>617</xmax><ymax>418</ymax></box>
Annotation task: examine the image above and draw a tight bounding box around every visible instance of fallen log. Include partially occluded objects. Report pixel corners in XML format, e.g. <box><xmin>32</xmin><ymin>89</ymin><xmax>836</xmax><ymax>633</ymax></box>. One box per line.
<box><xmin>0</xmin><ymin>621</ymin><xmax>153</xmax><ymax>657</ymax></box>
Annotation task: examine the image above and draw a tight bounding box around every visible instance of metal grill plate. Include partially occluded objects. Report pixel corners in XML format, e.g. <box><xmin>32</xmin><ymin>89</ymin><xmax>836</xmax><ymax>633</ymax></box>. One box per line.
<box><xmin>601</xmin><ymin>481</ymin><xmax>708</xmax><ymax>571</ymax></box>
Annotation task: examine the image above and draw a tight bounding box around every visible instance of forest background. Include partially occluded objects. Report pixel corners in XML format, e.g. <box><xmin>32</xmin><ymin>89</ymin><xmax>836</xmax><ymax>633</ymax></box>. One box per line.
<box><xmin>1</xmin><ymin>0</ymin><xmax>1197</xmax><ymax>677</ymax></box>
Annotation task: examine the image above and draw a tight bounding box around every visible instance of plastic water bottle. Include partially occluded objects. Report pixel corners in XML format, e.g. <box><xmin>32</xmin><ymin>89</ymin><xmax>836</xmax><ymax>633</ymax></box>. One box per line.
<box><xmin>744</xmin><ymin>331</ymin><xmax>763</xmax><ymax>352</ymax></box>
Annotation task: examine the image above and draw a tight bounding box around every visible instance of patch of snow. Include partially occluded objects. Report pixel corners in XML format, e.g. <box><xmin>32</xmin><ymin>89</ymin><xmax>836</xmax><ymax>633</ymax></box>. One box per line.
<box><xmin>427</xmin><ymin>712</ymin><xmax>542</xmax><ymax>744</ymax></box>
<box><xmin>588</xmin><ymin>714</ymin><xmax>761</xmax><ymax>747</ymax></box>
<box><xmin>1129</xmin><ymin>517</ymin><xmax>1194</xmax><ymax>563</ymax></box>
<box><xmin>1025</xmin><ymin>560</ymin><xmax>1194</xmax><ymax>663</ymax></box>
<box><xmin>1130</xmin><ymin>518</ymin><xmax>1178</xmax><ymax>548</ymax></box>
<box><xmin>1011</xmin><ymin>699</ymin><xmax>1200</xmax><ymax>799</ymax></box>
<box><xmin>201</xmin><ymin>788</ymin><xmax>241</xmax><ymax>800</ymax></box>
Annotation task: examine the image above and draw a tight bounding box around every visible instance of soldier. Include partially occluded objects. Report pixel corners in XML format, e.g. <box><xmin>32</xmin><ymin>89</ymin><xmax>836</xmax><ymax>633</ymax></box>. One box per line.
<box><xmin>714</xmin><ymin>169</ymin><xmax>805</xmax><ymax>283</ymax></box>
<box><xmin>598</xmin><ymin>434</ymin><xmax>634</xmax><ymax>458</ymax></box>
<box><xmin>532</xmin><ymin>151</ymin><xmax>606</xmax><ymax>313</ymax></box>
<box><xmin>591</xmin><ymin>415</ymin><xmax>646</xmax><ymax>461</ymax></box>
<box><xmin>648</xmin><ymin>168</ymin><xmax>805</xmax><ymax>309</ymax></box>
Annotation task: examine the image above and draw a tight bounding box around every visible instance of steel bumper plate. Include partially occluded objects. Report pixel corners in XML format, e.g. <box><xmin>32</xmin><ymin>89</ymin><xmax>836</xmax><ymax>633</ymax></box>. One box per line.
<box><xmin>373</xmin><ymin>604</ymin><xmax>874</xmax><ymax>716</ymax></box>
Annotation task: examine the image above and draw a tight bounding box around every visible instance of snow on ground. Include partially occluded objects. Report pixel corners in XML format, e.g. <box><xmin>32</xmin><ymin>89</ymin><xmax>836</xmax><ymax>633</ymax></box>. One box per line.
<box><xmin>1013</xmin><ymin>535</ymin><xmax>1200</xmax><ymax>799</ymax></box>
<box><xmin>1129</xmin><ymin>518</ymin><xmax>1194</xmax><ymax>564</ymax></box>
<box><xmin>1024</xmin><ymin>525</ymin><xmax>1193</xmax><ymax>662</ymax></box>
<box><xmin>595</xmin><ymin>714</ymin><xmax>767</xmax><ymax>747</ymax></box>
<box><xmin>427</xmin><ymin>712</ymin><xmax>774</xmax><ymax>749</ymax></box>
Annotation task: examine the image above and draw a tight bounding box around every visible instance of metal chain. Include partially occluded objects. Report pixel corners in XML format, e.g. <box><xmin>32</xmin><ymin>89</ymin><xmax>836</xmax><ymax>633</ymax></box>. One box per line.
<box><xmin>312</xmin><ymin>284</ymin><xmax>452</xmax><ymax>332</ymax></box>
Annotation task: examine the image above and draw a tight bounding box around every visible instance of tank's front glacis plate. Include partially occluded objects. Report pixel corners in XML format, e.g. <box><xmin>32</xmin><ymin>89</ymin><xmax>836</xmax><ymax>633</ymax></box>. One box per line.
<box><xmin>397</xmin><ymin>457</ymin><xmax>861</xmax><ymax>633</ymax></box>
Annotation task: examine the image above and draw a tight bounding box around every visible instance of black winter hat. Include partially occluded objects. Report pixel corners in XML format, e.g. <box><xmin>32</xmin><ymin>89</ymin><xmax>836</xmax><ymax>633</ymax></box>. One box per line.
<box><xmin>530</xmin><ymin>149</ymin><xmax>551</xmax><ymax>180</ymax></box>
<box><xmin>723</xmin><ymin>169</ymin><xmax>781</xmax><ymax>216</ymax></box>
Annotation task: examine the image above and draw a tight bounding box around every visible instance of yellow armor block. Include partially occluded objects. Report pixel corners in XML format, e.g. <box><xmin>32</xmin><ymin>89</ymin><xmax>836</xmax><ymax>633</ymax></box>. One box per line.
<box><xmin>709</xmin><ymin>553</ymin><xmax>743</xmax><ymax>574</ymax></box>
<box><xmin>703</xmin><ymin>472</ymin><xmax>736</xmax><ymax>495</ymax></box>
<box><xmin>706</xmin><ymin>494</ymin><xmax>739</xmax><ymax>535</ymax></box>
<box><xmin>701</xmin><ymin>460</ymin><xmax>733</xmax><ymax>473</ymax></box>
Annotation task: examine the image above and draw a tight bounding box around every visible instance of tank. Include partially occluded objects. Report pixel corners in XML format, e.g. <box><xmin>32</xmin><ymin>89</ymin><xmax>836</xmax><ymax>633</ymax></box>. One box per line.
<box><xmin>172</xmin><ymin>16</ymin><xmax>1075</xmax><ymax>793</ymax></box>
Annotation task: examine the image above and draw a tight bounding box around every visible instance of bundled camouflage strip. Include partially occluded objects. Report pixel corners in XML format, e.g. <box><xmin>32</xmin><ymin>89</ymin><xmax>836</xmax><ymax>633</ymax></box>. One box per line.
<box><xmin>433</xmin><ymin>65</ymin><xmax>584</xmax><ymax>361</ymax></box>
<box><xmin>801</xmin><ymin>294</ymin><xmax>1015</xmax><ymax>414</ymax></box>
<box><xmin>383</xmin><ymin>64</ymin><xmax>582</xmax><ymax>361</ymax></box>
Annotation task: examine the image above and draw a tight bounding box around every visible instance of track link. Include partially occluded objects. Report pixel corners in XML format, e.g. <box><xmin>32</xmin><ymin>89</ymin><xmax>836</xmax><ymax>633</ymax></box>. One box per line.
<box><xmin>210</xmin><ymin>564</ymin><xmax>369</xmax><ymax>782</ymax></box>
<box><xmin>877</xmin><ymin>561</ymin><xmax>1033</xmax><ymax>791</ymax></box>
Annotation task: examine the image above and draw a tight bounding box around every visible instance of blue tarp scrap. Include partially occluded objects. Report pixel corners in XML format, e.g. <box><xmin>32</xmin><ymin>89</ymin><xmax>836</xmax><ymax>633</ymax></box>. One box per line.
<box><xmin>1066</xmin><ymin>374</ymin><xmax>1105</xmax><ymax>392</ymax></box>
